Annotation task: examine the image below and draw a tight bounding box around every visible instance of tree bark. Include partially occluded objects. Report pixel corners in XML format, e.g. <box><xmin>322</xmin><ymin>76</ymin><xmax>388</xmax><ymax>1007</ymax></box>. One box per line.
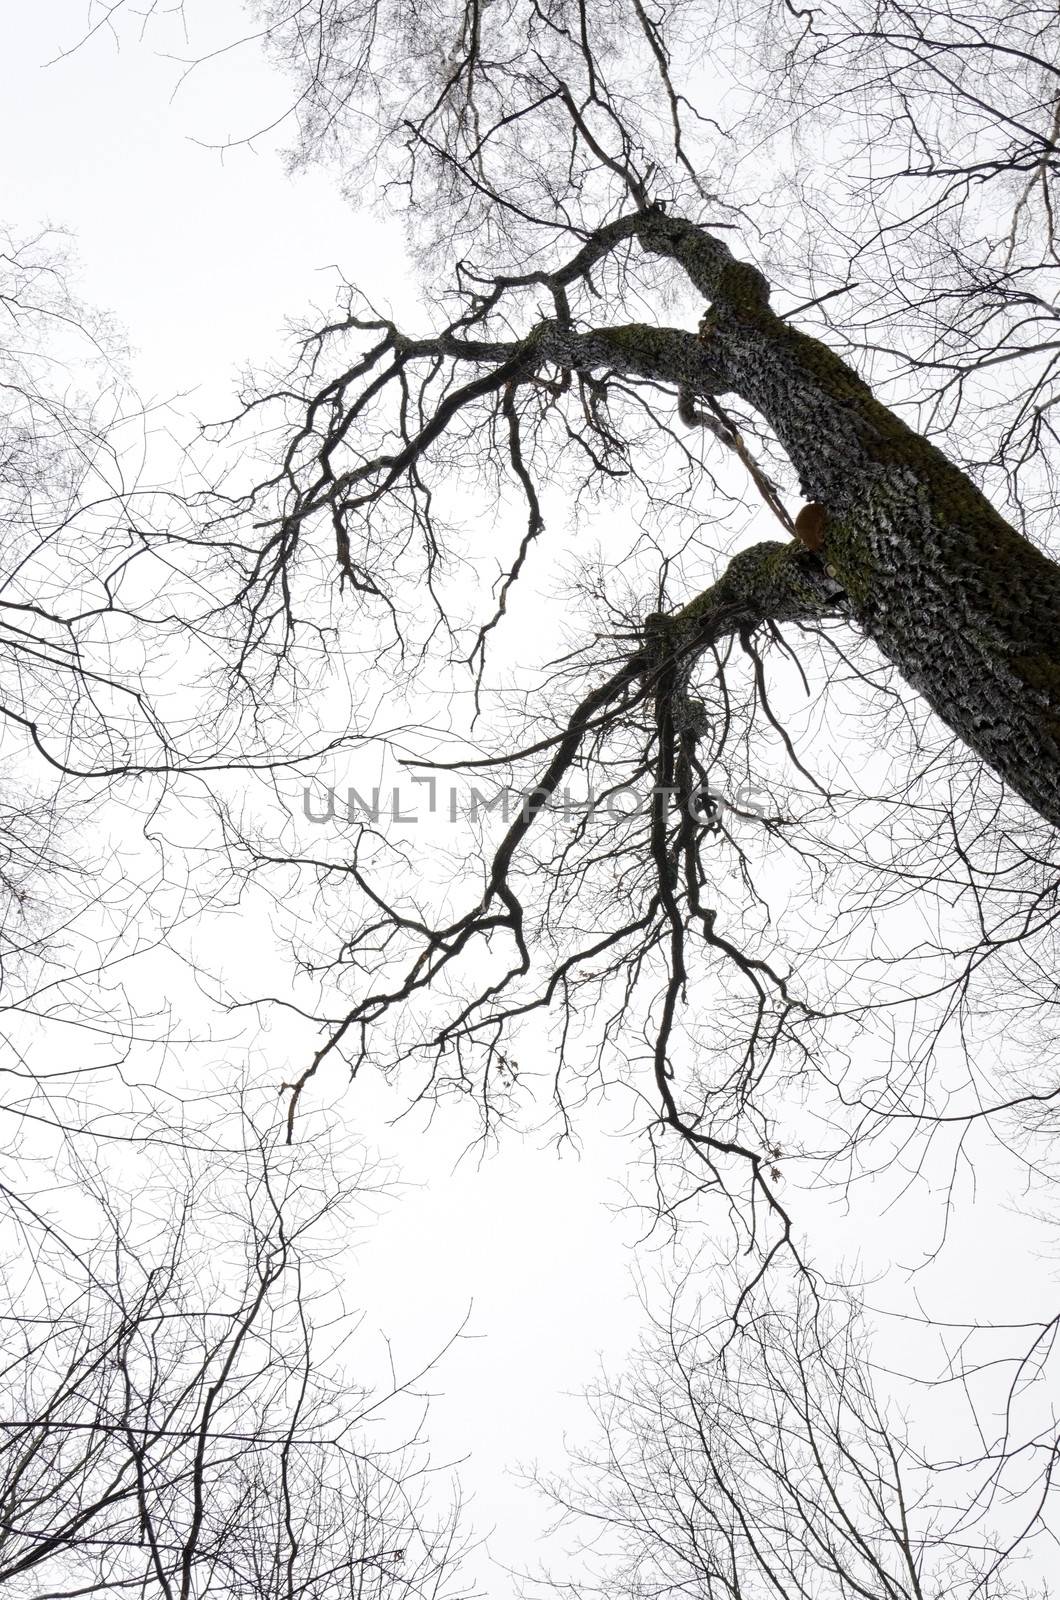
<box><xmin>534</xmin><ymin>211</ymin><xmax>1060</xmax><ymax>827</ymax></box>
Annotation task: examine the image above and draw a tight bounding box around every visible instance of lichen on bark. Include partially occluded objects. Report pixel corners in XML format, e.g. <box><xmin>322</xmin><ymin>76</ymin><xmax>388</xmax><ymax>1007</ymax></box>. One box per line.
<box><xmin>630</xmin><ymin>214</ymin><xmax>1060</xmax><ymax>827</ymax></box>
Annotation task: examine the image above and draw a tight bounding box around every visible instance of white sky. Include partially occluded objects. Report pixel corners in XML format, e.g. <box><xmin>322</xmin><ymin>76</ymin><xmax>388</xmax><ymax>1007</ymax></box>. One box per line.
<box><xmin>0</xmin><ymin>4</ymin><xmax>652</xmax><ymax>1577</ymax></box>
<box><xmin>4</xmin><ymin>5</ymin><xmax>1058</xmax><ymax>1588</ymax></box>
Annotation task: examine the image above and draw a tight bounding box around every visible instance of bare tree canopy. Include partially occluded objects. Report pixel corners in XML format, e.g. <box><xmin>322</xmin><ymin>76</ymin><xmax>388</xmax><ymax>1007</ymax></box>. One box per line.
<box><xmin>531</xmin><ymin>1266</ymin><xmax>1056</xmax><ymax>1600</ymax></box>
<box><xmin>3</xmin><ymin>0</ymin><xmax>1060</xmax><ymax>1592</ymax></box>
<box><xmin>0</xmin><ymin>1095</ymin><xmax>471</xmax><ymax>1600</ymax></box>
<box><xmin>108</xmin><ymin>0</ymin><xmax>1058</xmax><ymax>1278</ymax></box>
<box><xmin>0</xmin><ymin>213</ymin><xmax>471</xmax><ymax>1600</ymax></box>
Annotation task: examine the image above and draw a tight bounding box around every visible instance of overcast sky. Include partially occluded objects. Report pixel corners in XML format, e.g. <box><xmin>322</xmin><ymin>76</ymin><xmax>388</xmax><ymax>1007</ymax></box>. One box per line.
<box><xmin>4</xmin><ymin>5</ymin><xmax>1057</xmax><ymax>1588</ymax></box>
<box><xmin>0</xmin><ymin>5</ymin><xmax>657</xmax><ymax>1577</ymax></box>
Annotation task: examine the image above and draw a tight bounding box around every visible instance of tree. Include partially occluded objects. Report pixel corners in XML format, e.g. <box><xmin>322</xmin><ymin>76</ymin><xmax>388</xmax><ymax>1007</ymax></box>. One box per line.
<box><xmin>0</xmin><ymin>1092</ymin><xmax>471</xmax><ymax>1600</ymax></box>
<box><xmin>0</xmin><ymin>223</ymin><xmax>370</xmax><ymax>1149</ymax></box>
<box><xmin>100</xmin><ymin>0</ymin><xmax>1057</xmax><ymax>1278</ymax></box>
<box><xmin>530</xmin><ymin>1267</ymin><xmax>1055</xmax><ymax>1599</ymax></box>
<box><xmin>0</xmin><ymin>229</ymin><xmax>474</xmax><ymax>1590</ymax></box>
<box><xmin>26</xmin><ymin>0</ymin><xmax>1060</xmax><ymax>1588</ymax></box>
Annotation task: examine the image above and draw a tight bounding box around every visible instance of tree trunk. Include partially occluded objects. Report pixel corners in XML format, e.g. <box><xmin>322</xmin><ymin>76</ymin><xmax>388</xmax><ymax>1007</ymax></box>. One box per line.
<box><xmin>540</xmin><ymin>212</ymin><xmax>1060</xmax><ymax>827</ymax></box>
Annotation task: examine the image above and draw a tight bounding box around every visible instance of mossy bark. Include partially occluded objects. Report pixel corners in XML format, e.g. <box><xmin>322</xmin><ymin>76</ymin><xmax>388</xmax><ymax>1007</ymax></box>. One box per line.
<box><xmin>552</xmin><ymin>214</ymin><xmax>1060</xmax><ymax>827</ymax></box>
<box><xmin>710</xmin><ymin>304</ymin><xmax>1060</xmax><ymax>827</ymax></box>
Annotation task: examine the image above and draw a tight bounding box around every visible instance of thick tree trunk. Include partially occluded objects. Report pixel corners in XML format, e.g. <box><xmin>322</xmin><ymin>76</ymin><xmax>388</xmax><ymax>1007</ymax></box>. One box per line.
<box><xmin>539</xmin><ymin>213</ymin><xmax>1060</xmax><ymax>826</ymax></box>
